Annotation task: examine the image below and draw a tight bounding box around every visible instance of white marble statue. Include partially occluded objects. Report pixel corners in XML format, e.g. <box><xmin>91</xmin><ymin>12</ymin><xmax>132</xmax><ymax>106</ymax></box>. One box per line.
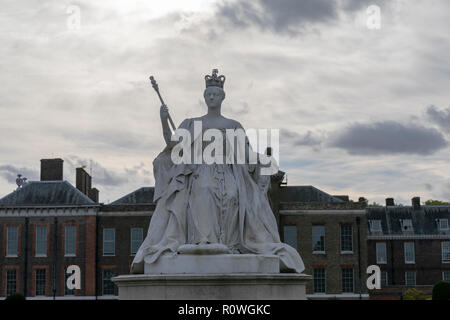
<box><xmin>131</xmin><ymin>70</ymin><xmax>305</xmax><ymax>274</ymax></box>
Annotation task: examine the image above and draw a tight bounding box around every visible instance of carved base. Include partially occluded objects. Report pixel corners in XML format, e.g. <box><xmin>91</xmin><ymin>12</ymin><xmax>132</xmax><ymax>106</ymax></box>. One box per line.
<box><xmin>112</xmin><ymin>273</ymin><xmax>312</xmax><ymax>300</ymax></box>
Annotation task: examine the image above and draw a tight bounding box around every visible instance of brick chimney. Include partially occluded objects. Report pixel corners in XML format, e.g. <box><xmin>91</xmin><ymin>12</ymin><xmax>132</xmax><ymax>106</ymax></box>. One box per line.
<box><xmin>40</xmin><ymin>158</ymin><xmax>64</xmax><ymax>181</ymax></box>
<box><xmin>386</xmin><ymin>198</ymin><xmax>395</xmax><ymax>206</ymax></box>
<box><xmin>76</xmin><ymin>167</ymin><xmax>99</xmax><ymax>203</ymax></box>
<box><xmin>412</xmin><ymin>197</ymin><xmax>421</xmax><ymax>210</ymax></box>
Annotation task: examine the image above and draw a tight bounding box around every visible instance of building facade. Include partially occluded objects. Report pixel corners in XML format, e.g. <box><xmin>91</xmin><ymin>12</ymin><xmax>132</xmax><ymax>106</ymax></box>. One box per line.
<box><xmin>367</xmin><ymin>197</ymin><xmax>450</xmax><ymax>299</ymax></box>
<box><xmin>277</xmin><ymin>187</ymin><xmax>369</xmax><ymax>299</ymax></box>
<box><xmin>1</xmin><ymin>159</ymin><xmax>371</xmax><ymax>299</ymax></box>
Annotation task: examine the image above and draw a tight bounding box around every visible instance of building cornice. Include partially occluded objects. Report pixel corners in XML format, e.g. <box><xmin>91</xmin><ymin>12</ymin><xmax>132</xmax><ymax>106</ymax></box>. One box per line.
<box><xmin>280</xmin><ymin>210</ymin><xmax>365</xmax><ymax>215</ymax></box>
<box><xmin>368</xmin><ymin>234</ymin><xmax>450</xmax><ymax>240</ymax></box>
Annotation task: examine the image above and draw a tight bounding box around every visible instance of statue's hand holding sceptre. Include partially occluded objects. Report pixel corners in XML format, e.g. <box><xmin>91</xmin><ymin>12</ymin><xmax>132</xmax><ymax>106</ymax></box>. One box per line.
<box><xmin>160</xmin><ymin>104</ymin><xmax>175</xmax><ymax>148</ymax></box>
<box><xmin>149</xmin><ymin>75</ymin><xmax>177</xmax><ymax>148</ymax></box>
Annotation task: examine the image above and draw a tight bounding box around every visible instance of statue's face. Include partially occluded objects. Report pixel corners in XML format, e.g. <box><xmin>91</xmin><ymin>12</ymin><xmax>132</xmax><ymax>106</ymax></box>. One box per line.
<box><xmin>204</xmin><ymin>87</ymin><xmax>225</xmax><ymax>108</ymax></box>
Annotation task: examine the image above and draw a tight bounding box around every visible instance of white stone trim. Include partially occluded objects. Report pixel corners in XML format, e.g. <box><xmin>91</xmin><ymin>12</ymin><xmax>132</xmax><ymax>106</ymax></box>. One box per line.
<box><xmin>306</xmin><ymin>293</ymin><xmax>369</xmax><ymax>300</ymax></box>
<box><xmin>368</xmin><ymin>235</ymin><xmax>450</xmax><ymax>240</ymax></box>
<box><xmin>98</xmin><ymin>211</ymin><xmax>153</xmax><ymax>217</ymax></box>
<box><xmin>0</xmin><ymin>206</ymin><xmax>99</xmax><ymax>217</ymax></box>
<box><xmin>280</xmin><ymin>210</ymin><xmax>365</xmax><ymax>215</ymax></box>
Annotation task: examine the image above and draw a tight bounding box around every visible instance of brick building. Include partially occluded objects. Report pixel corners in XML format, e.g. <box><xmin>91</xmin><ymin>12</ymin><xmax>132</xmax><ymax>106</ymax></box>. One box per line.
<box><xmin>0</xmin><ymin>159</ymin><xmax>100</xmax><ymax>298</ymax></box>
<box><xmin>277</xmin><ymin>186</ymin><xmax>369</xmax><ymax>299</ymax></box>
<box><xmin>367</xmin><ymin>197</ymin><xmax>450</xmax><ymax>299</ymax></box>
<box><xmin>1</xmin><ymin>159</ymin><xmax>370</xmax><ymax>299</ymax></box>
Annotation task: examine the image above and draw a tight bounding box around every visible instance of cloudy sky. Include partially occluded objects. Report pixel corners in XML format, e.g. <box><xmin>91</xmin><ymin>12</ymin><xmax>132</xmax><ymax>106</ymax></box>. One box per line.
<box><xmin>1</xmin><ymin>0</ymin><xmax>449</xmax><ymax>205</ymax></box>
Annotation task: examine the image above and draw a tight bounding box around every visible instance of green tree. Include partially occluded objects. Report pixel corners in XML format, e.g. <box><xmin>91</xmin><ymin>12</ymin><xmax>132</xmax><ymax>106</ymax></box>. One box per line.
<box><xmin>5</xmin><ymin>292</ymin><xmax>26</xmax><ymax>301</ymax></box>
<box><xmin>403</xmin><ymin>288</ymin><xmax>431</xmax><ymax>300</ymax></box>
<box><xmin>432</xmin><ymin>281</ymin><xmax>450</xmax><ymax>300</ymax></box>
<box><xmin>425</xmin><ymin>199</ymin><xmax>450</xmax><ymax>205</ymax></box>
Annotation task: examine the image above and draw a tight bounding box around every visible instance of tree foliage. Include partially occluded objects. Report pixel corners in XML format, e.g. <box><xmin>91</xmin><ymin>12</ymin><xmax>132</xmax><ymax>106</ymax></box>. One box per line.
<box><xmin>425</xmin><ymin>199</ymin><xmax>450</xmax><ymax>205</ymax></box>
<box><xmin>402</xmin><ymin>288</ymin><xmax>431</xmax><ymax>300</ymax></box>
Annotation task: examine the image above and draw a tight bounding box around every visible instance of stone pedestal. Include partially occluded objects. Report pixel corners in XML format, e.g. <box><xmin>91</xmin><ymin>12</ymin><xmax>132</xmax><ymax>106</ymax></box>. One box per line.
<box><xmin>113</xmin><ymin>250</ymin><xmax>311</xmax><ymax>300</ymax></box>
<box><xmin>144</xmin><ymin>254</ymin><xmax>280</xmax><ymax>274</ymax></box>
<box><xmin>112</xmin><ymin>273</ymin><xmax>311</xmax><ymax>300</ymax></box>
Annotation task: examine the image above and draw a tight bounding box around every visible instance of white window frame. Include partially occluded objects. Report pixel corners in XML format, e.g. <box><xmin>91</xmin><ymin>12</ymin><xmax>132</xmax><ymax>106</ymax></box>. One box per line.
<box><xmin>340</xmin><ymin>225</ymin><xmax>353</xmax><ymax>254</ymax></box>
<box><xmin>312</xmin><ymin>225</ymin><xmax>325</xmax><ymax>254</ymax></box>
<box><xmin>341</xmin><ymin>268</ymin><xmax>354</xmax><ymax>293</ymax></box>
<box><xmin>405</xmin><ymin>271</ymin><xmax>416</xmax><ymax>286</ymax></box>
<box><xmin>64</xmin><ymin>225</ymin><xmax>76</xmax><ymax>257</ymax></box>
<box><xmin>35</xmin><ymin>268</ymin><xmax>46</xmax><ymax>296</ymax></box>
<box><xmin>313</xmin><ymin>268</ymin><xmax>326</xmax><ymax>294</ymax></box>
<box><xmin>130</xmin><ymin>228</ymin><xmax>143</xmax><ymax>256</ymax></box>
<box><xmin>102</xmin><ymin>269</ymin><xmax>115</xmax><ymax>296</ymax></box>
<box><xmin>103</xmin><ymin>228</ymin><xmax>116</xmax><ymax>256</ymax></box>
<box><xmin>370</xmin><ymin>220</ymin><xmax>382</xmax><ymax>233</ymax></box>
<box><xmin>376</xmin><ymin>242</ymin><xmax>387</xmax><ymax>264</ymax></box>
<box><xmin>442</xmin><ymin>242</ymin><xmax>450</xmax><ymax>263</ymax></box>
<box><xmin>381</xmin><ymin>271</ymin><xmax>388</xmax><ymax>287</ymax></box>
<box><xmin>6</xmin><ymin>269</ymin><xmax>17</xmax><ymax>296</ymax></box>
<box><xmin>400</xmin><ymin>219</ymin><xmax>414</xmax><ymax>233</ymax></box>
<box><xmin>404</xmin><ymin>242</ymin><xmax>415</xmax><ymax>264</ymax></box>
<box><xmin>35</xmin><ymin>225</ymin><xmax>47</xmax><ymax>257</ymax></box>
<box><xmin>438</xmin><ymin>219</ymin><xmax>449</xmax><ymax>231</ymax></box>
<box><xmin>442</xmin><ymin>271</ymin><xmax>450</xmax><ymax>282</ymax></box>
<box><xmin>6</xmin><ymin>226</ymin><xmax>19</xmax><ymax>257</ymax></box>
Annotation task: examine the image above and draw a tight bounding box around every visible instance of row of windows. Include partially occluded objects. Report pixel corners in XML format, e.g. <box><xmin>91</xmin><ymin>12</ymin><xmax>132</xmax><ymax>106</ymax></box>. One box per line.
<box><xmin>284</xmin><ymin>224</ymin><xmax>354</xmax><ymax>253</ymax></box>
<box><xmin>3</xmin><ymin>268</ymin><xmax>117</xmax><ymax>296</ymax></box>
<box><xmin>313</xmin><ymin>268</ymin><xmax>355</xmax><ymax>293</ymax></box>
<box><xmin>102</xmin><ymin>228</ymin><xmax>143</xmax><ymax>256</ymax></box>
<box><xmin>2</xmin><ymin>226</ymin><xmax>144</xmax><ymax>258</ymax></box>
<box><xmin>369</xmin><ymin>219</ymin><xmax>450</xmax><ymax>233</ymax></box>
<box><xmin>312</xmin><ymin>268</ymin><xmax>450</xmax><ymax>293</ymax></box>
<box><xmin>375</xmin><ymin>241</ymin><xmax>450</xmax><ymax>264</ymax></box>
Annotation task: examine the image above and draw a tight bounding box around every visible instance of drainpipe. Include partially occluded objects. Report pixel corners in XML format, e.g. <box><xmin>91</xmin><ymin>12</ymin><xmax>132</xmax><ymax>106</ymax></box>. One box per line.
<box><xmin>95</xmin><ymin>214</ymin><xmax>99</xmax><ymax>300</ymax></box>
<box><xmin>23</xmin><ymin>217</ymin><xmax>29</xmax><ymax>297</ymax></box>
<box><xmin>53</xmin><ymin>216</ymin><xmax>57</xmax><ymax>300</ymax></box>
<box><xmin>356</xmin><ymin>216</ymin><xmax>362</xmax><ymax>300</ymax></box>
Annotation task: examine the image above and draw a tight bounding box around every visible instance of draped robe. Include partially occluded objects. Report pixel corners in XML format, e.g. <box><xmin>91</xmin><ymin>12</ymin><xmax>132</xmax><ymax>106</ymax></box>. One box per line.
<box><xmin>131</xmin><ymin>117</ymin><xmax>305</xmax><ymax>273</ymax></box>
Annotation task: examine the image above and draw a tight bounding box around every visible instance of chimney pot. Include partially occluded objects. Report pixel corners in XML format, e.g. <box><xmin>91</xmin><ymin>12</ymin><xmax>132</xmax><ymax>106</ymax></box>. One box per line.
<box><xmin>40</xmin><ymin>158</ymin><xmax>64</xmax><ymax>181</ymax></box>
<box><xmin>386</xmin><ymin>198</ymin><xmax>395</xmax><ymax>206</ymax></box>
<box><xmin>412</xmin><ymin>197</ymin><xmax>421</xmax><ymax>210</ymax></box>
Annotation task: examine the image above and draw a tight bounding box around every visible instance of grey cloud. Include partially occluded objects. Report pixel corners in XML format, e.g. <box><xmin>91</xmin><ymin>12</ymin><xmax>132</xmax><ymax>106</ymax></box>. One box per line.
<box><xmin>426</xmin><ymin>105</ymin><xmax>450</xmax><ymax>133</ymax></box>
<box><xmin>281</xmin><ymin>129</ymin><xmax>322</xmax><ymax>151</ymax></box>
<box><xmin>64</xmin><ymin>155</ymin><xmax>129</xmax><ymax>187</ymax></box>
<box><xmin>340</xmin><ymin>0</ymin><xmax>386</xmax><ymax>11</ymax></box>
<box><xmin>212</xmin><ymin>0</ymin><xmax>391</xmax><ymax>36</ymax></box>
<box><xmin>424</xmin><ymin>183</ymin><xmax>433</xmax><ymax>191</ymax></box>
<box><xmin>0</xmin><ymin>165</ymin><xmax>39</xmax><ymax>184</ymax></box>
<box><xmin>216</xmin><ymin>0</ymin><xmax>338</xmax><ymax>35</ymax></box>
<box><xmin>330</xmin><ymin>121</ymin><xmax>448</xmax><ymax>155</ymax></box>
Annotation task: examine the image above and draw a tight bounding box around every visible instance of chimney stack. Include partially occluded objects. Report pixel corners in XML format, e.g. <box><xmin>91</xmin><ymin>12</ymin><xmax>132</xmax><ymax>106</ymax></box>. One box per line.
<box><xmin>40</xmin><ymin>158</ymin><xmax>64</xmax><ymax>181</ymax></box>
<box><xmin>386</xmin><ymin>198</ymin><xmax>395</xmax><ymax>206</ymax></box>
<box><xmin>76</xmin><ymin>167</ymin><xmax>99</xmax><ymax>203</ymax></box>
<box><xmin>412</xmin><ymin>197</ymin><xmax>421</xmax><ymax>210</ymax></box>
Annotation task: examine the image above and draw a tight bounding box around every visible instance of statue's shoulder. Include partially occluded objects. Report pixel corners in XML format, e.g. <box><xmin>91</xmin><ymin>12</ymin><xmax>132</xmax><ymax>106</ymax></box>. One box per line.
<box><xmin>223</xmin><ymin>117</ymin><xmax>244</xmax><ymax>129</ymax></box>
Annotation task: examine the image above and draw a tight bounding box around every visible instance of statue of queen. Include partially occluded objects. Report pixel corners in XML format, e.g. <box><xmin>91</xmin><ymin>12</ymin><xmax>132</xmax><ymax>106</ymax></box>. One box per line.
<box><xmin>131</xmin><ymin>69</ymin><xmax>305</xmax><ymax>274</ymax></box>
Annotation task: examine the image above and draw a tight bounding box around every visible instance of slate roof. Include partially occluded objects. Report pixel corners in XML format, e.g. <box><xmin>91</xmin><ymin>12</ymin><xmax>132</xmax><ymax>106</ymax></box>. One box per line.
<box><xmin>110</xmin><ymin>187</ymin><xmax>155</xmax><ymax>205</ymax></box>
<box><xmin>367</xmin><ymin>205</ymin><xmax>450</xmax><ymax>235</ymax></box>
<box><xmin>279</xmin><ymin>186</ymin><xmax>345</xmax><ymax>203</ymax></box>
<box><xmin>110</xmin><ymin>185</ymin><xmax>343</xmax><ymax>205</ymax></box>
<box><xmin>0</xmin><ymin>181</ymin><xmax>95</xmax><ymax>206</ymax></box>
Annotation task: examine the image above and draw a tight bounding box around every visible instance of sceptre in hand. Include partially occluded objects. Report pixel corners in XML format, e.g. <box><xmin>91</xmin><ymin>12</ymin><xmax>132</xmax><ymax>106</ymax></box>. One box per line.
<box><xmin>149</xmin><ymin>76</ymin><xmax>176</xmax><ymax>131</ymax></box>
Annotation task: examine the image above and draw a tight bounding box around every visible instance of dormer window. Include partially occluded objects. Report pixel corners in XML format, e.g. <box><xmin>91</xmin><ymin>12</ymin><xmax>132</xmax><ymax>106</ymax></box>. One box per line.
<box><xmin>437</xmin><ymin>219</ymin><xmax>449</xmax><ymax>233</ymax></box>
<box><xmin>438</xmin><ymin>219</ymin><xmax>449</xmax><ymax>230</ymax></box>
<box><xmin>400</xmin><ymin>219</ymin><xmax>414</xmax><ymax>233</ymax></box>
<box><xmin>369</xmin><ymin>220</ymin><xmax>382</xmax><ymax>233</ymax></box>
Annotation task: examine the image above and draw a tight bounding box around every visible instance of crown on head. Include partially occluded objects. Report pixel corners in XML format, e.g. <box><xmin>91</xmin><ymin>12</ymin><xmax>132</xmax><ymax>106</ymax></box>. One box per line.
<box><xmin>205</xmin><ymin>69</ymin><xmax>226</xmax><ymax>89</ymax></box>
